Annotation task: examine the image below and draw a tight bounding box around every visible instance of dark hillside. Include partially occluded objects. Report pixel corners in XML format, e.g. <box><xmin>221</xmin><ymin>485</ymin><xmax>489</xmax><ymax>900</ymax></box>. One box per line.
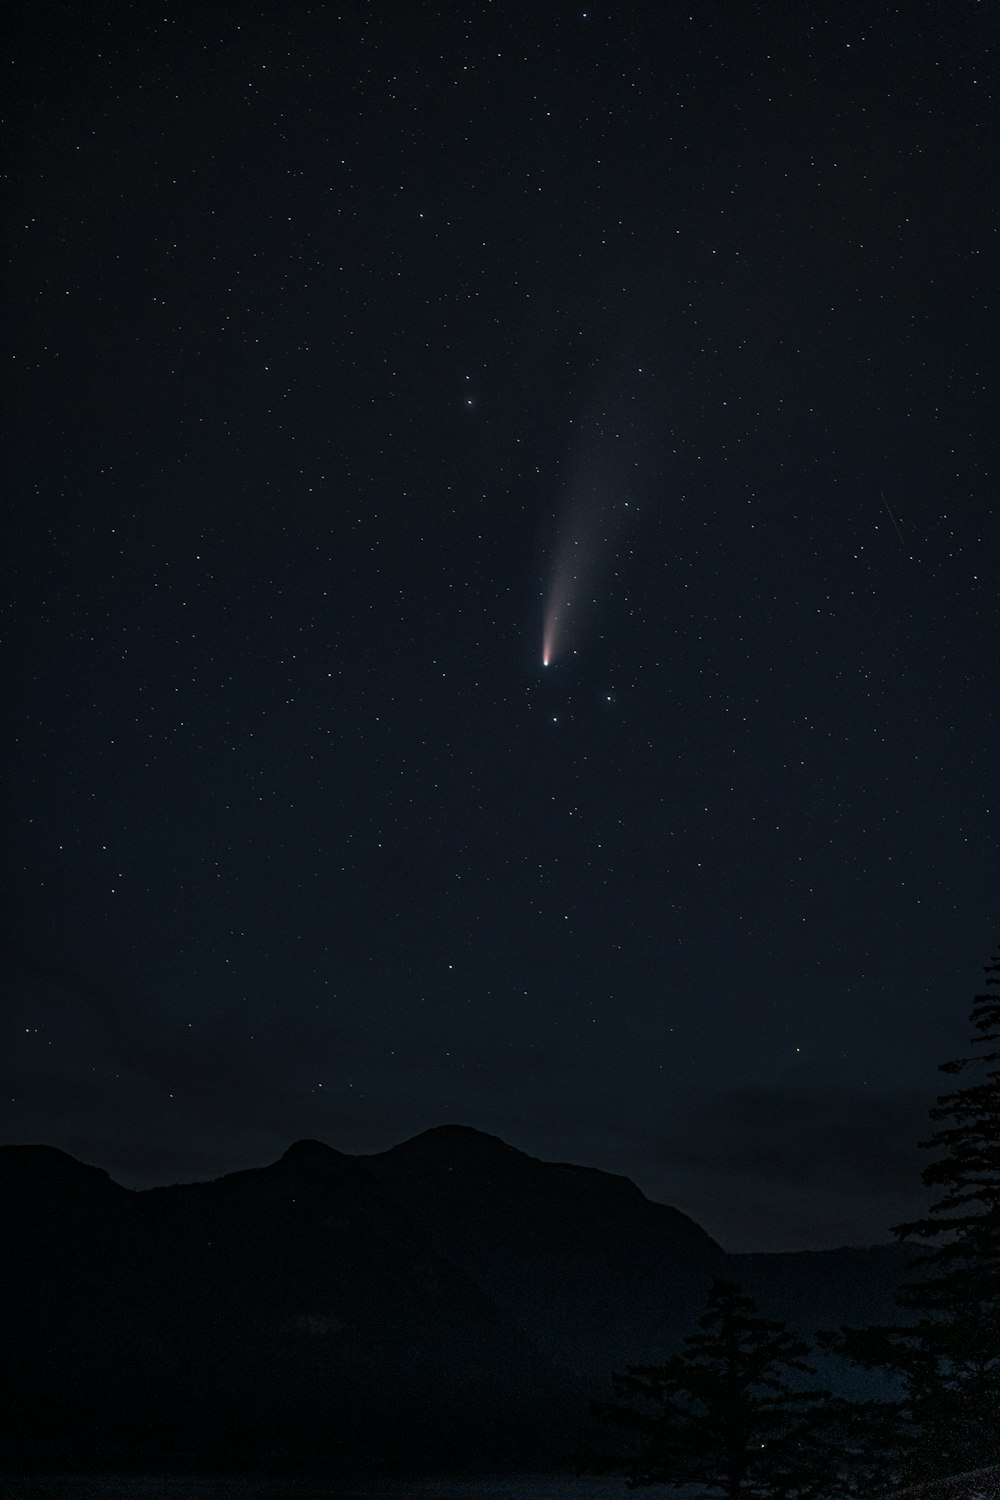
<box><xmin>363</xmin><ymin>1124</ymin><xmax>728</xmax><ymax>1374</ymax></box>
<box><xmin>1</xmin><ymin>1130</ymin><xmax>911</xmax><ymax>1474</ymax></box>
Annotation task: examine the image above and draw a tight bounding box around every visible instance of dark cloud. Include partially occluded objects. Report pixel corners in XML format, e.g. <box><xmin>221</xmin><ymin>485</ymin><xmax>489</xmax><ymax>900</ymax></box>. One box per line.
<box><xmin>638</xmin><ymin>1081</ymin><xmax>937</xmax><ymax>1251</ymax></box>
<box><xmin>1</xmin><ymin>958</ymin><xmax>364</xmax><ymax>1183</ymax></box>
<box><xmin>663</xmin><ymin>1081</ymin><xmax>933</xmax><ymax>1189</ymax></box>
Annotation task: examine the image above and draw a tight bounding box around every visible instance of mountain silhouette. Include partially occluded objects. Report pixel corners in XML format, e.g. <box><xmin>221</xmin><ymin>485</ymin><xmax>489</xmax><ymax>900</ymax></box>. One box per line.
<box><xmin>0</xmin><ymin>1126</ymin><xmax>910</xmax><ymax>1475</ymax></box>
<box><xmin>363</xmin><ymin>1124</ymin><xmax>727</xmax><ymax>1374</ymax></box>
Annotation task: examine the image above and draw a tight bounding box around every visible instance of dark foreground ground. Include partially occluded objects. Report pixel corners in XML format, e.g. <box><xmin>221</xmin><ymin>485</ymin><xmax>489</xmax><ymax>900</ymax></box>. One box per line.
<box><xmin>0</xmin><ymin>1475</ymin><xmax>636</xmax><ymax>1500</ymax></box>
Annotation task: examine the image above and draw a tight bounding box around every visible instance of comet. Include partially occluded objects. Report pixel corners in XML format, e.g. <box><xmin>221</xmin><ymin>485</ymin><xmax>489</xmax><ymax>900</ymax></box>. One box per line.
<box><xmin>540</xmin><ymin>373</ymin><xmax>638</xmax><ymax>666</ymax></box>
<box><xmin>541</xmin><ymin>486</ymin><xmax>621</xmax><ymax>667</ymax></box>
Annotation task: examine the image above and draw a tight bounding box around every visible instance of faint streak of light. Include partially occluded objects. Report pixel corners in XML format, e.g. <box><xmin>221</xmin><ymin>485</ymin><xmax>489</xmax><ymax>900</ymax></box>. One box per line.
<box><xmin>880</xmin><ymin>490</ymin><xmax>908</xmax><ymax>554</ymax></box>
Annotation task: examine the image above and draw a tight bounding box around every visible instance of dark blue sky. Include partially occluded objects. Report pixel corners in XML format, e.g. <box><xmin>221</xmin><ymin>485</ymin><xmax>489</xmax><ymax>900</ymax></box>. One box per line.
<box><xmin>4</xmin><ymin>0</ymin><xmax>997</xmax><ymax>1251</ymax></box>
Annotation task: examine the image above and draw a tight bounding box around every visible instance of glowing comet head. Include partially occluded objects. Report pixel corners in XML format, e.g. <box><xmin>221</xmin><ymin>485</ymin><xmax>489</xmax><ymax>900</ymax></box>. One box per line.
<box><xmin>541</xmin><ymin>618</ymin><xmax>556</xmax><ymax>668</ymax></box>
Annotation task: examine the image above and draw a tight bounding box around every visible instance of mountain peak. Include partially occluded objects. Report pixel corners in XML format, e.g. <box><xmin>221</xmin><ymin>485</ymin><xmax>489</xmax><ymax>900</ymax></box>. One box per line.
<box><xmin>0</xmin><ymin>1142</ymin><xmax>119</xmax><ymax>1192</ymax></box>
<box><xmin>373</xmin><ymin>1123</ymin><xmax>521</xmax><ymax>1169</ymax></box>
<box><xmin>276</xmin><ymin>1138</ymin><xmax>353</xmax><ymax>1174</ymax></box>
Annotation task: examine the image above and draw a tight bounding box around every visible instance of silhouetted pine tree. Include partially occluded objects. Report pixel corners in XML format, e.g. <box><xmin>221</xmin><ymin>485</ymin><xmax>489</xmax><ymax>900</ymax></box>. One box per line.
<box><xmin>593</xmin><ymin>1278</ymin><xmax>843</xmax><ymax>1499</ymax></box>
<box><xmin>829</xmin><ymin>950</ymin><xmax>1000</xmax><ymax>1482</ymax></box>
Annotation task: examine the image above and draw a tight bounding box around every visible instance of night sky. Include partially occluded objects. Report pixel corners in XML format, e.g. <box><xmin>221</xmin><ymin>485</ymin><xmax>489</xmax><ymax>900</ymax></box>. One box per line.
<box><xmin>5</xmin><ymin>0</ymin><xmax>998</xmax><ymax>1253</ymax></box>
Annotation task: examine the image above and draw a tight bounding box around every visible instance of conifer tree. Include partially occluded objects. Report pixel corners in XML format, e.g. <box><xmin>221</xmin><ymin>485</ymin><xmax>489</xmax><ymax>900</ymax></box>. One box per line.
<box><xmin>830</xmin><ymin>950</ymin><xmax>1000</xmax><ymax>1481</ymax></box>
<box><xmin>593</xmin><ymin>1278</ymin><xmax>843</xmax><ymax>1499</ymax></box>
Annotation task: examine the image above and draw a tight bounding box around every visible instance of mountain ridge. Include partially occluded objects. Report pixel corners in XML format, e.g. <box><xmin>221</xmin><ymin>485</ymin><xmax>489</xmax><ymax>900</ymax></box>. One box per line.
<box><xmin>0</xmin><ymin>1126</ymin><xmax>911</xmax><ymax>1475</ymax></box>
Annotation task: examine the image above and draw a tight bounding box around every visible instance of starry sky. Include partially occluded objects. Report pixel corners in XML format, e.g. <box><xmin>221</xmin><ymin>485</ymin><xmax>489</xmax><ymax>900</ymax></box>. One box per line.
<box><xmin>4</xmin><ymin>0</ymin><xmax>998</xmax><ymax>1253</ymax></box>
